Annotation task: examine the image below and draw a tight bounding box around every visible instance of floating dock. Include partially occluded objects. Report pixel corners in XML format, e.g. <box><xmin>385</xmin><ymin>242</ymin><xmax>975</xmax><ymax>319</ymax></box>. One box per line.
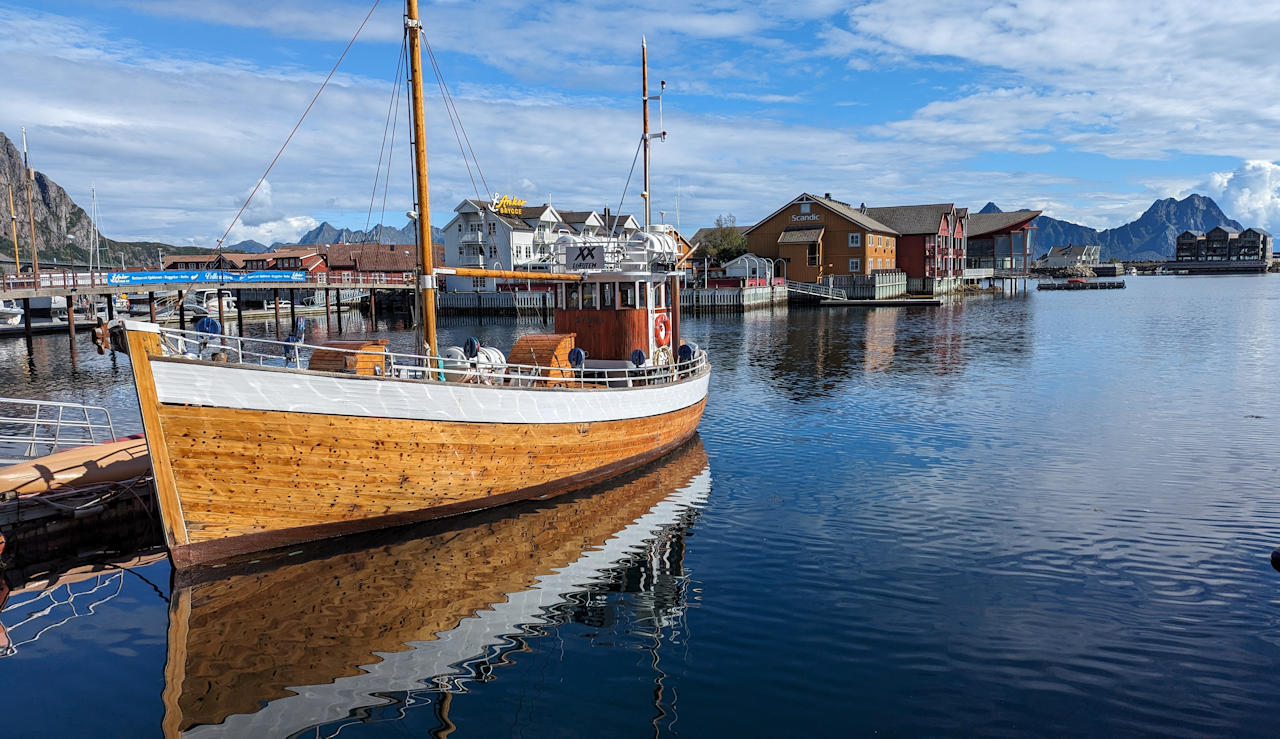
<box><xmin>820</xmin><ymin>297</ymin><xmax>943</xmax><ymax>307</ymax></box>
<box><xmin>1037</xmin><ymin>280</ymin><xmax>1126</xmax><ymax>290</ymax></box>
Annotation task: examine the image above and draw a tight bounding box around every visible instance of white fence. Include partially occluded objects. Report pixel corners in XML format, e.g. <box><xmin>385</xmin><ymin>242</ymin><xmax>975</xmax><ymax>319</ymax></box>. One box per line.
<box><xmin>822</xmin><ymin>271</ymin><xmax>907</xmax><ymax>299</ymax></box>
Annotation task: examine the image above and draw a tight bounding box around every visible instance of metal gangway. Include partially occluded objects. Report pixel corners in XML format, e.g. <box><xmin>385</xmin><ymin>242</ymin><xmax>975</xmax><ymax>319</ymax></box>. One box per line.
<box><xmin>0</xmin><ymin>398</ymin><xmax>118</xmax><ymax>466</ymax></box>
<box><xmin>784</xmin><ymin>279</ymin><xmax>847</xmax><ymax>300</ymax></box>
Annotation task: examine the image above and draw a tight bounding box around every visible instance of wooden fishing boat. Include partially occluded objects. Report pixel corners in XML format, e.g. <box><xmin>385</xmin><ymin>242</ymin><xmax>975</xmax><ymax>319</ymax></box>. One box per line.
<box><xmin>108</xmin><ymin>2</ymin><xmax>708</xmax><ymax>568</ymax></box>
<box><xmin>161</xmin><ymin>440</ymin><xmax>709</xmax><ymax>737</ymax></box>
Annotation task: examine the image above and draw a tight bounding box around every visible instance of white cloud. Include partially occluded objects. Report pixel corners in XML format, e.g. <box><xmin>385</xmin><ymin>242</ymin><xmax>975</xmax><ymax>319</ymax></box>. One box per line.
<box><xmin>1196</xmin><ymin>161</ymin><xmax>1280</xmax><ymax>230</ymax></box>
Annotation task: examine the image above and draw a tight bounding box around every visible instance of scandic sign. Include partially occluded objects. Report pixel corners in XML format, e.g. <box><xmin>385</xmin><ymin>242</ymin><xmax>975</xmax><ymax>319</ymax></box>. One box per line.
<box><xmin>791</xmin><ymin>214</ymin><xmax>822</xmax><ymax>222</ymax></box>
<box><xmin>105</xmin><ymin>270</ymin><xmax>308</xmax><ymax>286</ymax></box>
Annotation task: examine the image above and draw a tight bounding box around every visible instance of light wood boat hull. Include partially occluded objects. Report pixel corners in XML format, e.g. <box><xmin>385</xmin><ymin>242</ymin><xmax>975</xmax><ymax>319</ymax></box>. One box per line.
<box><xmin>123</xmin><ymin>326</ymin><xmax>710</xmax><ymax>567</ymax></box>
<box><xmin>163</xmin><ymin>440</ymin><xmax>710</xmax><ymax>736</ymax></box>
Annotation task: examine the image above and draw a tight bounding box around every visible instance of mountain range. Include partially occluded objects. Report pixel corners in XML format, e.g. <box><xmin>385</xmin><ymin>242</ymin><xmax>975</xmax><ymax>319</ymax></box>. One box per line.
<box><xmin>225</xmin><ymin>221</ymin><xmax>440</xmax><ymax>254</ymax></box>
<box><xmin>977</xmin><ymin>195</ymin><xmax>1245</xmax><ymax>261</ymax></box>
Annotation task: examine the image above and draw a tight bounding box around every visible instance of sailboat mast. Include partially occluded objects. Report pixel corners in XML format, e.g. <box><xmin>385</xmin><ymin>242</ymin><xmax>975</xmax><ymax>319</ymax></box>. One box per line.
<box><xmin>642</xmin><ymin>38</ymin><xmax>650</xmax><ymax>231</ymax></box>
<box><xmin>6</xmin><ymin>186</ymin><xmax>18</xmax><ymax>272</ymax></box>
<box><xmin>21</xmin><ymin>128</ymin><xmax>40</xmax><ymax>280</ymax></box>
<box><xmin>405</xmin><ymin>0</ymin><xmax>437</xmax><ymax>355</ymax></box>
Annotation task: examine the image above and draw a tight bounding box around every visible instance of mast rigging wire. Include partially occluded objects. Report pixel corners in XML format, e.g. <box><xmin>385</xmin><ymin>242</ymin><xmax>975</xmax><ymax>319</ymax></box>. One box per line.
<box><xmin>216</xmin><ymin>0</ymin><xmax>382</xmax><ymax>251</ymax></box>
<box><xmin>364</xmin><ymin>38</ymin><xmax>408</xmax><ymax>242</ymax></box>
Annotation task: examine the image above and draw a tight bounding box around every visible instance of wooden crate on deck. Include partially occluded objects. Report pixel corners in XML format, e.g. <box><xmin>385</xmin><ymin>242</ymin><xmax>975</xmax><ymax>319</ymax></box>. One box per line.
<box><xmin>308</xmin><ymin>339</ymin><xmax>388</xmax><ymax>376</ymax></box>
<box><xmin>507</xmin><ymin>333</ymin><xmax>576</xmax><ymax>383</ymax></box>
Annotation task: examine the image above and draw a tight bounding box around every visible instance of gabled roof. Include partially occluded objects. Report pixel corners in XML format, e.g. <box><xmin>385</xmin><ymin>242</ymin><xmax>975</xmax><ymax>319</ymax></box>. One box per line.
<box><xmin>461</xmin><ymin>199</ymin><xmax>534</xmax><ymax>231</ymax></box>
<box><xmin>967</xmin><ymin>210</ymin><xmax>1041</xmax><ymax>237</ymax></box>
<box><xmin>1206</xmin><ymin>225</ymin><xmax>1240</xmax><ymax>236</ymax></box>
<box><xmin>689</xmin><ymin>225</ymin><xmax>750</xmax><ymax>245</ymax></box>
<box><xmin>520</xmin><ymin>204</ymin><xmax>559</xmax><ymax>222</ymax></box>
<box><xmin>1241</xmin><ymin>227</ymin><xmax>1272</xmax><ymax>237</ymax></box>
<box><xmin>1177</xmin><ymin>230</ymin><xmax>1206</xmax><ymax>238</ymax></box>
<box><xmin>744</xmin><ymin>193</ymin><xmax>898</xmax><ymax>236</ymax></box>
<box><xmin>864</xmin><ymin>203</ymin><xmax>957</xmax><ymax>235</ymax></box>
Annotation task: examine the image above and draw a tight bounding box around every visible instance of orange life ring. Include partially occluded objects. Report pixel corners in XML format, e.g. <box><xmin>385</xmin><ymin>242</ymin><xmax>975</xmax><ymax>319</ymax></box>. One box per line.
<box><xmin>654</xmin><ymin>313</ymin><xmax>671</xmax><ymax>346</ymax></box>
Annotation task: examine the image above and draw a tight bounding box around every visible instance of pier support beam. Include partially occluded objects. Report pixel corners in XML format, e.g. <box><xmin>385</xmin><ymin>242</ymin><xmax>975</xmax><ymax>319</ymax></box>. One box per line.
<box><xmin>21</xmin><ymin>298</ymin><xmax>32</xmax><ymax>351</ymax></box>
<box><xmin>217</xmin><ymin>287</ymin><xmax>226</xmax><ymax>334</ymax></box>
<box><xmin>66</xmin><ymin>294</ymin><xmax>77</xmax><ymax>359</ymax></box>
<box><xmin>272</xmin><ymin>289</ymin><xmax>281</xmax><ymax>337</ymax></box>
<box><xmin>369</xmin><ymin>290</ymin><xmax>377</xmax><ymax>333</ymax></box>
<box><xmin>148</xmin><ymin>291</ymin><xmax>156</xmax><ymax>322</ymax></box>
<box><xmin>335</xmin><ymin>293</ymin><xmax>343</xmax><ymax>333</ymax></box>
<box><xmin>177</xmin><ymin>290</ymin><xmax>186</xmax><ymax>330</ymax></box>
<box><xmin>324</xmin><ymin>288</ymin><xmax>332</xmax><ymax>332</ymax></box>
<box><xmin>104</xmin><ymin>294</ymin><xmax>114</xmax><ymax>321</ymax></box>
<box><xmin>236</xmin><ymin>291</ymin><xmax>244</xmax><ymax>336</ymax></box>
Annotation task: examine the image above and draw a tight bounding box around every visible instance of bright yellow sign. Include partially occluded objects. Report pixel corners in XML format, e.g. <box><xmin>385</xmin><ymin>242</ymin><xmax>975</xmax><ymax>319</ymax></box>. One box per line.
<box><xmin>493</xmin><ymin>194</ymin><xmax>527</xmax><ymax>217</ymax></box>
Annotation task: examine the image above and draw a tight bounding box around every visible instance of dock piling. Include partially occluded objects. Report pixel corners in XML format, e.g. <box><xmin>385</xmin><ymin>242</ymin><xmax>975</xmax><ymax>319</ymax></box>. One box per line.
<box><xmin>148</xmin><ymin>291</ymin><xmax>156</xmax><ymax>322</ymax></box>
<box><xmin>21</xmin><ymin>298</ymin><xmax>32</xmax><ymax>351</ymax></box>
<box><xmin>177</xmin><ymin>290</ymin><xmax>186</xmax><ymax>330</ymax></box>
<box><xmin>272</xmin><ymin>289</ymin><xmax>281</xmax><ymax>337</ymax></box>
<box><xmin>324</xmin><ymin>288</ymin><xmax>332</xmax><ymax>332</ymax></box>
<box><xmin>236</xmin><ymin>291</ymin><xmax>244</xmax><ymax>336</ymax></box>
<box><xmin>66</xmin><ymin>294</ymin><xmax>76</xmax><ymax>359</ymax></box>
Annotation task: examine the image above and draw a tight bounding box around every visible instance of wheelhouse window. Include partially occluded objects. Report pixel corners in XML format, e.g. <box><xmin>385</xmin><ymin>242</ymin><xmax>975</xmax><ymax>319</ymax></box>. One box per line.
<box><xmin>582</xmin><ymin>283</ymin><xmax>598</xmax><ymax>309</ymax></box>
<box><xmin>621</xmin><ymin>284</ymin><xmax>636</xmax><ymax>308</ymax></box>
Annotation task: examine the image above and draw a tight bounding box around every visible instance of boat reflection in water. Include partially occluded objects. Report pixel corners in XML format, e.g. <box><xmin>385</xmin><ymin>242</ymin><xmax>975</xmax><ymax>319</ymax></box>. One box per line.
<box><xmin>163</xmin><ymin>439</ymin><xmax>711</xmax><ymax>737</ymax></box>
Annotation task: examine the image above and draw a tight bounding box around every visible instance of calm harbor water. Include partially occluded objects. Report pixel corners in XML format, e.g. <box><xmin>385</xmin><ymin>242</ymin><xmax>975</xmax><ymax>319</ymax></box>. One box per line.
<box><xmin>3</xmin><ymin>275</ymin><xmax>1280</xmax><ymax>736</ymax></box>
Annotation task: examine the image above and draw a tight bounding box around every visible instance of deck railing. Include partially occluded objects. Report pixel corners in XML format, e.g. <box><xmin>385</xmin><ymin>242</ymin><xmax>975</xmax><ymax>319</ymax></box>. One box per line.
<box><xmin>0</xmin><ymin>398</ymin><xmax>119</xmax><ymax>465</ymax></box>
<box><xmin>152</xmin><ymin>325</ymin><xmax>709</xmax><ymax>390</ymax></box>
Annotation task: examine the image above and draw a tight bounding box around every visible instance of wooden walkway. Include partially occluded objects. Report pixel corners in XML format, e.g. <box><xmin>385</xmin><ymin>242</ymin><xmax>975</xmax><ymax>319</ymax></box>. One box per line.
<box><xmin>1037</xmin><ymin>280</ymin><xmax>1126</xmax><ymax>290</ymax></box>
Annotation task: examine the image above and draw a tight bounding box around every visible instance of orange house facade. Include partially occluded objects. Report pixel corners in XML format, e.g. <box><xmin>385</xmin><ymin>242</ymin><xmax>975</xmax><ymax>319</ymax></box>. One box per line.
<box><xmin>743</xmin><ymin>193</ymin><xmax>899</xmax><ymax>284</ymax></box>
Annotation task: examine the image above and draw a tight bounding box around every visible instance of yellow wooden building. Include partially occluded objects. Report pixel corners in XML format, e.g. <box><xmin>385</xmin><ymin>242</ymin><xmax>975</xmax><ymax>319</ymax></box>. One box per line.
<box><xmin>743</xmin><ymin>193</ymin><xmax>900</xmax><ymax>283</ymax></box>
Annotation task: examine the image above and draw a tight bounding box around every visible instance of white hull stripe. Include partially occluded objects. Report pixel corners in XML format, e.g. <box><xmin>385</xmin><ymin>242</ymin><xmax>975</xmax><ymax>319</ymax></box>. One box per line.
<box><xmin>151</xmin><ymin>360</ymin><xmax>710</xmax><ymax>424</ymax></box>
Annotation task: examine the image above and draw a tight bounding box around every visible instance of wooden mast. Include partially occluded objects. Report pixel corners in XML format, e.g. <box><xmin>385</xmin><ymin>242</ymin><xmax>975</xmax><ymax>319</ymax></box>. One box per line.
<box><xmin>405</xmin><ymin>0</ymin><xmax>437</xmax><ymax>355</ymax></box>
<box><xmin>642</xmin><ymin>38</ymin><xmax>650</xmax><ymax>230</ymax></box>
<box><xmin>6</xmin><ymin>186</ymin><xmax>18</xmax><ymax>272</ymax></box>
<box><xmin>21</xmin><ymin>128</ymin><xmax>39</xmax><ymax>281</ymax></box>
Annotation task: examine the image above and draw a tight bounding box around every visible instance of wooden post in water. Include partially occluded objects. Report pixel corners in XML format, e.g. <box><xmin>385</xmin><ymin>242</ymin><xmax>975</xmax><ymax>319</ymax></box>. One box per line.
<box><xmin>272</xmin><ymin>288</ymin><xmax>281</xmax><ymax>337</ymax></box>
<box><xmin>177</xmin><ymin>290</ymin><xmax>186</xmax><ymax>330</ymax></box>
<box><xmin>324</xmin><ymin>288</ymin><xmax>332</xmax><ymax>331</ymax></box>
<box><xmin>216</xmin><ymin>288</ymin><xmax>226</xmax><ymax>332</ymax></box>
<box><xmin>335</xmin><ymin>292</ymin><xmax>343</xmax><ymax>334</ymax></box>
<box><xmin>104</xmin><ymin>293</ymin><xmax>113</xmax><ymax>320</ymax></box>
<box><xmin>21</xmin><ymin>298</ymin><xmax>32</xmax><ymax>350</ymax></box>
<box><xmin>368</xmin><ymin>289</ymin><xmax>376</xmax><ymax>333</ymax></box>
<box><xmin>148</xmin><ymin>291</ymin><xmax>156</xmax><ymax>322</ymax></box>
<box><xmin>66</xmin><ymin>294</ymin><xmax>76</xmax><ymax>358</ymax></box>
<box><xmin>236</xmin><ymin>291</ymin><xmax>244</xmax><ymax>336</ymax></box>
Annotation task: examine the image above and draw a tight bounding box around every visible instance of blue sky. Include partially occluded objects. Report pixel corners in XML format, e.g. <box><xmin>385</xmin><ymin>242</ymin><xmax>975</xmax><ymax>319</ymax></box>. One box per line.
<box><xmin>3</xmin><ymin>0</ymin><xmax>1280</xmax><ymax>247</ymax></box>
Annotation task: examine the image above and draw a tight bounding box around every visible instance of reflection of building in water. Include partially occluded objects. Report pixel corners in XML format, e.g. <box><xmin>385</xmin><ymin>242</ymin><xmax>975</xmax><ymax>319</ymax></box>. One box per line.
<box><xmin>164</xmin><ymin>441</ymin><xmax>711</xmax><ymax>738</ymax></box>
<box><xmin>862</xmin><ymin>308</ymin><xmax>898</xmax><ymax>374</ymax></box>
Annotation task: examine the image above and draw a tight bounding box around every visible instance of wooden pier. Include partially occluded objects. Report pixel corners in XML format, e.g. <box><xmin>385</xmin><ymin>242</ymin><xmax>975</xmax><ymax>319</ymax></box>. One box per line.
<box><xmin>1037</xmin><ymin>280</ymin><xmax>1126</xmax><ymax>291</ymax></box>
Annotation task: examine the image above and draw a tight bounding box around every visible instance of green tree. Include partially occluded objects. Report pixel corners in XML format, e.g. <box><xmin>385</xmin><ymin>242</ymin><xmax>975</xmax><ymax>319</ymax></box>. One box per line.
<box><xmin>703</xmin><ymin>214</ymin><xmax>748</xmax><ymax>264</ymax></box>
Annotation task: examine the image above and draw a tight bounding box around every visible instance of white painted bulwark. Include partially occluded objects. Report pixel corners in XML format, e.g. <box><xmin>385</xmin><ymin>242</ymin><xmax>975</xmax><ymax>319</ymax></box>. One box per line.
<box><xmin>150</xmin><ymin>359</ymin><xmax>710</xmax><ymax>424</ymax></box>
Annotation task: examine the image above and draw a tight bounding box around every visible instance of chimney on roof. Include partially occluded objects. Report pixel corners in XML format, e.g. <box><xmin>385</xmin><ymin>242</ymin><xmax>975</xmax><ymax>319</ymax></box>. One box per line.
<box><xmin>824</xmin><ymin>193</ymin><xmax>831</xmax><ymax>199</ymax></box>
<box><xmin>860</xmin><ymin>203</ymin><xmax>867</xmax><ymax>213</ymax></box>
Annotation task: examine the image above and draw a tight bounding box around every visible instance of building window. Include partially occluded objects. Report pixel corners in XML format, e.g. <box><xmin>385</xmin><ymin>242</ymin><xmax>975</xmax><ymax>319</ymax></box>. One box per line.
<box><xmin>849</xmin><ymin>258</ymin><xmax>861</xmax><ymax>273</ymax></box>
<box><xmin>800</xmin><ymin>202</ymin><xmax>811</xmax><ymax>214</ymax></box>
<box><xmin>472</xmin><ymin>277</ymin><xmax>485</xmax><ymax>289</ymax></box>
<box><xmin>849</xmin><ymin>233</ymin><xmax>861</xmax><ymax>247</ymax></box>
<box><xmin>457</xmin><ymin>224</ymin><xmax>462</xmax><ymax>232</ymax></box>
<box><xmin>488</xmin><ymin>222</ymin><xmax>496</xmax><ymax>234</ymax></box>
<box><xmin>808</xmin><ymin>243</ymin><xmax>820</xmax><ymax>266</ymax></box>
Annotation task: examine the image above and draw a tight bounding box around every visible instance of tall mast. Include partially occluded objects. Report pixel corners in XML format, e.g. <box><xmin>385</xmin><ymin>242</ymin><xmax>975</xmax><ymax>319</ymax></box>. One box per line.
<box><xmin>642</xmin><ymin>38</ymin><xmax>650</xmax><ymax>230</ymax></box>
<box><xmin>21</xmin><ymin>128</ymin><xmax>40</xmax><ymax>280</ymax></box>
<box><xmin>405</xmin><ymin>0</ymin><xmax>437</xmax><ymax>354</ymax></box>
<box><xmin>6</xmin><ymin>186</ymin><xmax>18</xmax><ymax>272</ymax></box>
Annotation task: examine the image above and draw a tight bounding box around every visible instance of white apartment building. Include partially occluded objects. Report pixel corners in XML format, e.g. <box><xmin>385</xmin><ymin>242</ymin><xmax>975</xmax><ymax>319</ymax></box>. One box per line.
<box><xmin>439</xmin><ymin>199</ymin><xmax>641</xmax><ymax>292</ymax></box>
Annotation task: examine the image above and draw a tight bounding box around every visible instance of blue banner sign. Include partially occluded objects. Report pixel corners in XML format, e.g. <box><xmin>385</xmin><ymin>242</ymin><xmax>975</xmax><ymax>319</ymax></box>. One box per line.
<box><xmin>105</xmin><ymin>270</ymin><xmax>308</xmax><ymax>286</ymax></box>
